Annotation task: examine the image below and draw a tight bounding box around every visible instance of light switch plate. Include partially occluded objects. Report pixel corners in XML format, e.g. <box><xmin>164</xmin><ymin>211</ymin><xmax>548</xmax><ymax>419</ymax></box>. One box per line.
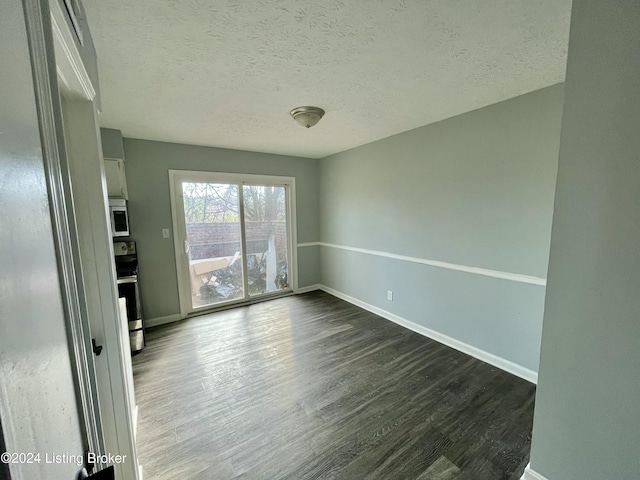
<box><xmin>162</xmin><ymin>228</ymin><xmax>170</xmax><ymax>238</ymax></box>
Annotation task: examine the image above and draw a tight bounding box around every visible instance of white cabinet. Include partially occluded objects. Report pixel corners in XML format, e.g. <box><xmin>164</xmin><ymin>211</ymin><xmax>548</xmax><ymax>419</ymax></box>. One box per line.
<box><xmin>104</xmin><ymin>157</ymin><xmax>128</xmax><ymax>199</ymax></box>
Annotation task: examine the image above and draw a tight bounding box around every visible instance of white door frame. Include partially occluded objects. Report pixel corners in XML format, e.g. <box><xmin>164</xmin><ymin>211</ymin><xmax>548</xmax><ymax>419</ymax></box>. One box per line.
<box><xmin>23</xmin><ymin>0</ymin><xmax>104</xmax><ymax>467</ymax></box>
<box><xmin>169</xmin><ymin>170</ymin><xmax>298</xmax><ymax>318</ymax></box>
<box><xmin>34</xmin><ymin>1</ymin><xmax>140</xmax><ymax>478</ymax></box>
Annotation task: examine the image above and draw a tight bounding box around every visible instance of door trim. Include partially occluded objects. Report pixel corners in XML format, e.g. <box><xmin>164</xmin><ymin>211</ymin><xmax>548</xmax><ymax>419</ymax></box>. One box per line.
<box><xmin>237</xmin><ymin>185</ymin><xmax>251</xmax><ymax>299</ymax></box>
<box><xmin>23</xmin><ymin>0</ymin><xmax>104</xmax><ymax>465</ymax></box>
<box><xmin>169</xmin><ymin>170</ymin><xmax>298</xmax><ymax>318</ymax></box>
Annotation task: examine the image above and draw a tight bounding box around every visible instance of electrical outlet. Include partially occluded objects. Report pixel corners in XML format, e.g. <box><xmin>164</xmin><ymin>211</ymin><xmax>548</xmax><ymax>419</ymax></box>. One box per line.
<box><xmin>387</xmin><ymin>290</ymin><xmax>393</xmax><ymax>301</ymax></box>
<box><xmin>162</xmin><ymin>228</ymin><xmax>170</xmax><ymax>239</ymax></box>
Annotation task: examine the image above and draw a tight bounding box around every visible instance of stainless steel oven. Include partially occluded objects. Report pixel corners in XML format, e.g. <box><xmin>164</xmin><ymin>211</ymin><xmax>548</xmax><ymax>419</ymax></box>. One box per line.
<box><xmin>114</xmin><ymin>241</ymin><xmax>145</xmax><ymax>353</ymax></box>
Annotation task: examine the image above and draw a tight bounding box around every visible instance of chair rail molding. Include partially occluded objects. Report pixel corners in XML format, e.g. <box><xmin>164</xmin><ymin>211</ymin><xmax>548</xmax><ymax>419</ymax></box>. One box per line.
<box><xmin>297</xmin><ymin>241</ymin><xmax>546</xmax><ymax>286</ymax></box>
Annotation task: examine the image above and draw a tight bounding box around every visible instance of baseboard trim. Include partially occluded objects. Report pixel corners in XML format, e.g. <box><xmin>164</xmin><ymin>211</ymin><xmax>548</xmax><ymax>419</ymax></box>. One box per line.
<box><xmin>296</xmin><ymin>284</ymin><xmax>322</xmax><ymax>294</ymax></box>
<box><xmin>318</xmin><ymin>285</ymin><xmax>538</xmax><ymax>384</ymax></box>
<box><xmin>521</xmin><ymin>464</ymin><xmax>549</xmax><ymax>480</ymax></box>
<box><xmin>145</xmin><ymin>313</ymin><xmax>182</xmax><ymax>328</ymax></box>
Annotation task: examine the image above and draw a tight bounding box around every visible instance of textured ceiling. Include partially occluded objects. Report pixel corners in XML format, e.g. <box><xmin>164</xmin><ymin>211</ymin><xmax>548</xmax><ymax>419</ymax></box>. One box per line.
<box><xmin>83</xmin><ymin>0</ymin><xmax>572</xmax><ymax>159</ymax></box>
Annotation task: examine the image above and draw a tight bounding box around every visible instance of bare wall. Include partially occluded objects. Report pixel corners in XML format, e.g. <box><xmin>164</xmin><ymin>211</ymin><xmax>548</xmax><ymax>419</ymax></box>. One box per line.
<box><xmin>319</xmin><ymin>84</ymin><xmax>564</xmax><ymax>373</ymax></box>
<box><xmin>0</xmin><ymin>1</ymin><xmax>85</xmax><ymax>477</ymax></box>
<box><xmin>528</xmin><ymin>1</ymin><xmax>640</xmax><ymax>478</ymax></box>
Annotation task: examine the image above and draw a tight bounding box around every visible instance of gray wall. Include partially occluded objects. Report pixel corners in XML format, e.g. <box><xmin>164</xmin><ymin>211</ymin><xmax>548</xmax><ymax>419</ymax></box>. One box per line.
<box><xmin>529</xmin><ymin>1</ymin><xmax>640</xmax><ymax>479</ymax></box>
<box><xmin>319</xmin><ymin>84</ymin><xmax>564</xmax><ymax>372</ymax></box>
<box><xmin>100</xmin><ymin>127</ymin><xmax>124</xmax><ymax>159</ymax></box>
<box><xmin>0</xmin><ymin>1</ymin><xmax>85</xmax><ymax>477</ymax></box>
<box><xmin>123</xmin><ymin>138</ymin><xmax>320</xmax><ymax>319</ymax></box>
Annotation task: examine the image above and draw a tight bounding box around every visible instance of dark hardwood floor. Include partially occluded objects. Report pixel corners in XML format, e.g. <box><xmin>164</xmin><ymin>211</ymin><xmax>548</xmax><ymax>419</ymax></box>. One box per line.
<box><xmin>132</xmin><ymin>291</ymin><xmax>535</xmax><ymax>480</ymax></box>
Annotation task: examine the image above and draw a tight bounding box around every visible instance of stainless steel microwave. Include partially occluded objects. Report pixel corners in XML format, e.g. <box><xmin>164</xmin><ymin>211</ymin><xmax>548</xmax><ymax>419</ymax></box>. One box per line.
<box><xmin>109</xmin><ymin>198</ymin><xmax>129</xmax><ymax>237</ymax></box>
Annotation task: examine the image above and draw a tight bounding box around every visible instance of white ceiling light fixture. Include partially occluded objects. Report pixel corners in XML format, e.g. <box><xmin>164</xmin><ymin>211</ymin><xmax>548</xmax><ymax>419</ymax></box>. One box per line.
<box><xmin>290</xmin><ymin>106</ymin><xmax>325</xmax><ymax>128</ymax></box>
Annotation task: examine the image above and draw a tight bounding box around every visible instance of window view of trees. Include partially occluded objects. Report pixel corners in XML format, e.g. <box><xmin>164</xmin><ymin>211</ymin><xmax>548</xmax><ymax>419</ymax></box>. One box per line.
<box><xmin>181</xmin><ymin>181</ymin><xmax>289</xmax><ymax>308</ymax></box>
<box><xmin>182</xmin><ymin>182</ymin><xmax>239</xmax><ymax>223</ymax></box>
<box><xmin>182</xmin><ymin>183</ymin><xmax>285</xmax><ymax>224</ymax></box>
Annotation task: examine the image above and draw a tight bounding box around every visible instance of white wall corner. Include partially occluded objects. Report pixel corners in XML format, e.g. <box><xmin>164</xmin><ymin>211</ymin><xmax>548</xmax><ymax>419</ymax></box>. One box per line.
<box><xmin>521</xmin><ymin>464</ymin><xmax>550</xmax><ymax>480</ymax></box>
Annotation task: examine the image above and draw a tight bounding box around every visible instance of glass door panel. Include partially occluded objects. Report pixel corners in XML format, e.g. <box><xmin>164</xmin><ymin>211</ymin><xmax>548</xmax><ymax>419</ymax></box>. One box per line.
<box><xmin>172</xmin><ymin>171</ymin><xmax>295</xmax><ymax>316</ymax></box>
<box><xmin>182</xmin><ymin>182</ymin><xmax>245</xmax><ymax>308</ymax></box>
<box><xmin>243</xmin><ymin>185</ymin><xmax>289</xmax><ymax>297</ymax></box>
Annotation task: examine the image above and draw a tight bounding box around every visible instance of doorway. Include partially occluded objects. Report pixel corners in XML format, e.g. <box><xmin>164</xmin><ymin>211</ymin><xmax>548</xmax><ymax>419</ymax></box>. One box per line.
<box><xmin>170</xmin><ymin>171</ymin><xmax>297</xmax><ymax>317</ymax></box>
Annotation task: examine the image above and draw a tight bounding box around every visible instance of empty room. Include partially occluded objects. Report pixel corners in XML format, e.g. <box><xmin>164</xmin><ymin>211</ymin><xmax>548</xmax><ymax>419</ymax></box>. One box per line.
<box><xmin>1</xmin><ymin>1</ymin><xmax>639</xmax><ymax>480</ymax></box>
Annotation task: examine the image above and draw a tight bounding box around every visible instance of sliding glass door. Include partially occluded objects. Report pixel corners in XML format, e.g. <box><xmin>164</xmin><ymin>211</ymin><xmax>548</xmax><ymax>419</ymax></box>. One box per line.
<box><xmin>182</xmin><ymin>181</ymin><xmax>245</xmax><ymax>308</ymax></box>
<box><xmin>170</xmin><ymin>171</ymin><xmax>296</xmax><ymax>315</ymax></box>
<box><xmin>243</xmin><ymin>185</ymin><xmax>290</xmax><ymax>296</ymax></box>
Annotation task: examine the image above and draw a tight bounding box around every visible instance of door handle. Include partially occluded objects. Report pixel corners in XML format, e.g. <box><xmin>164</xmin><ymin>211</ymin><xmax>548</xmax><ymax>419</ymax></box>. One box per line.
<box><xmin>91</xmin><ymin>339</ymin><xmax>103</xmax><ymax>356</ymax></box>
<box><xmin>184</xmin><ymin>240</ymin><xmax>190</xmax><ymax>254</ymax></box>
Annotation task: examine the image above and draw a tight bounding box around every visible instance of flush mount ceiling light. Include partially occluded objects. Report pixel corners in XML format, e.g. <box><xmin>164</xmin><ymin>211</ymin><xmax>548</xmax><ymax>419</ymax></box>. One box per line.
<box><xmin>290</xmin><ymin>106</ymin><xmax>325</xmax><ymax>128</ymax></box>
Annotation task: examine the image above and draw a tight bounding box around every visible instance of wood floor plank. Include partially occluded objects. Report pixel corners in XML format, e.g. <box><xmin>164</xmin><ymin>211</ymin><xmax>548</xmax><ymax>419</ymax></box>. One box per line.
<box><xmin>414</xmin><ymin>455</ymin><xmax>461</xmax><ymax>480</ymax></box>
<box><xmin>133</xmin><ymin>291</ymin><xmax>535</xmax><ymax>479</ymax></box>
